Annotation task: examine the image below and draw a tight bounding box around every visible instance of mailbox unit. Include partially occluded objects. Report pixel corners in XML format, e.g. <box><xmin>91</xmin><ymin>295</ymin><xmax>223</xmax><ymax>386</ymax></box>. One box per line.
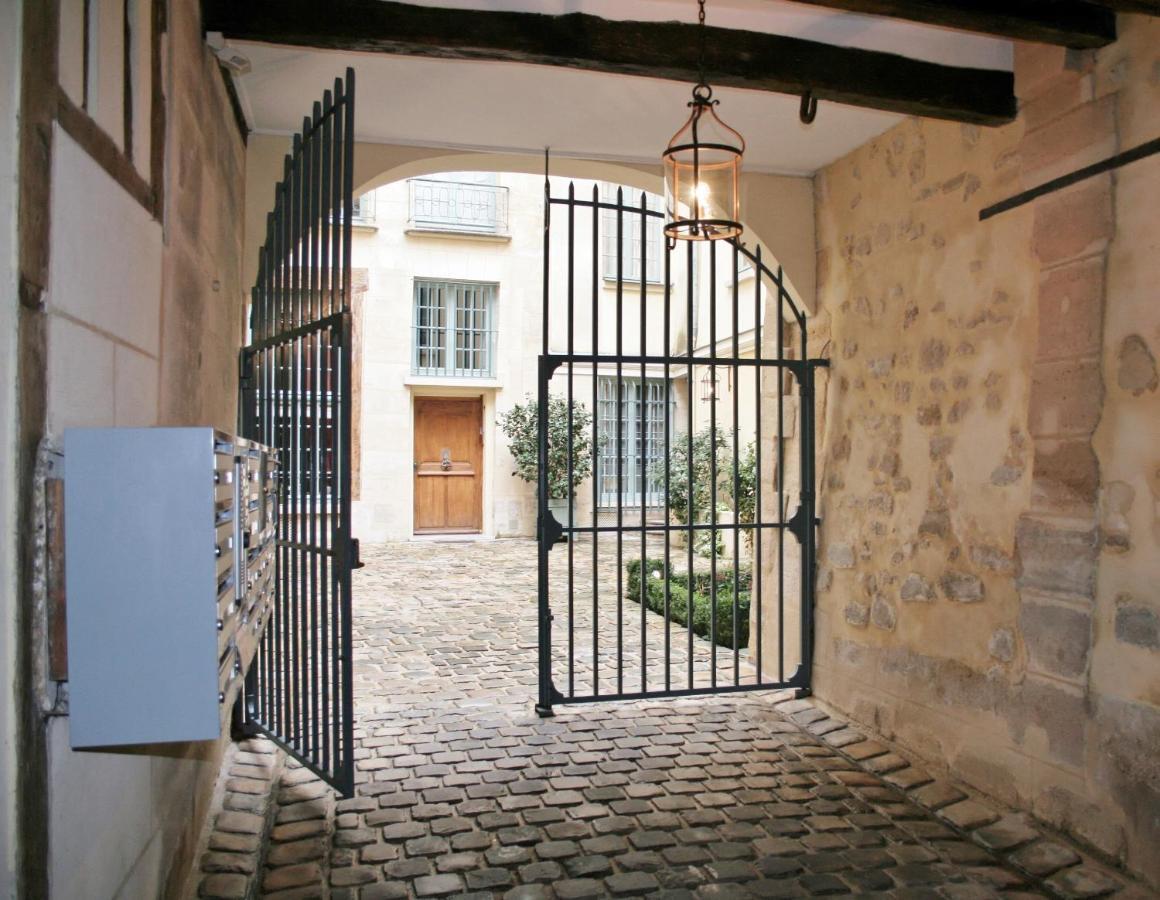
<box><xmin>64</xmin><ymin>428</ymin><xmax>278</xmax><ymax>747</ymax></box>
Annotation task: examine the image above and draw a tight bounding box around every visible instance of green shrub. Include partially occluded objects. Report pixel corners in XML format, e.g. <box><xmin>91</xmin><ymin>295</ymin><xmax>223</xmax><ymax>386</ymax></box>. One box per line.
<box><xmin>625</xmin><ymin>558</ymin><xmax>751</xmax><ymax>649</ymax></box>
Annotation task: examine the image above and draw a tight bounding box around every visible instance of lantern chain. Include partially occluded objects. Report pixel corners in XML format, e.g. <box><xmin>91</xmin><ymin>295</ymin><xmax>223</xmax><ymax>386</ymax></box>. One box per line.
<box><xmin>697</xmin><ymin>0</ymin><xmax>707</xmax><ymax>91</ymax></box>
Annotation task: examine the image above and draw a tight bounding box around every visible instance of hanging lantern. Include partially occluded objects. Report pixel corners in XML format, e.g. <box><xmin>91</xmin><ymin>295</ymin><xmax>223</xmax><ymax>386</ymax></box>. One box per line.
<box><xmin>663</xmin><ymin>0</ymin><xmax>745</xmax><ymax>242</ymax></box>
<box><xmin>699</xmin><ymin>368</ymin><xmax>718</xmax><ymax>403</ymax></box>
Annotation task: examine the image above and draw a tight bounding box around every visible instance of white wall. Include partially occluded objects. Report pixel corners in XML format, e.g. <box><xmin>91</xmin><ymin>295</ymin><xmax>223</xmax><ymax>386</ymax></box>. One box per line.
<box><xmin>43</xmin><ymin>129</ymin><xmax>177</xmax><ymax>900</ymax></box>
<box><xmin>353</xmin><ymin>172</ymin><xmax>697</xmax><ymax>541</ymax></box>
<box><xmin>0</xmin><ymin>2</ymin><xmax>23</xmax><ymax>894</ymax></box>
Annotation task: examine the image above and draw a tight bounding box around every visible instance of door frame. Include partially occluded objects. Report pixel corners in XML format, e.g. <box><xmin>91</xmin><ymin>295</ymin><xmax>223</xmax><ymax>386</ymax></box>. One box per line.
<box><xmin>412</xmin><ymin>394</ymin><xmax>485</xmax><ymax>535</ymax></box>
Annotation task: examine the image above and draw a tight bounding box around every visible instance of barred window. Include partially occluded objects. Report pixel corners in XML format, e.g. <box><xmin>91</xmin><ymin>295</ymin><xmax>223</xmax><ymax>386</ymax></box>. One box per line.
<box><xmin>412</xmin><ymin>281</ymin><xmax>497</xmax><ymax>377</ymax></box>
<box><xmin>601</xmin><ymin>184</ymin><xmax>664</xmax><ymax>284</ymax></box>
<box><xmin>597</xmin><ymin>376</ymin><xmax>672</xmax><ymax>507</ymax></box>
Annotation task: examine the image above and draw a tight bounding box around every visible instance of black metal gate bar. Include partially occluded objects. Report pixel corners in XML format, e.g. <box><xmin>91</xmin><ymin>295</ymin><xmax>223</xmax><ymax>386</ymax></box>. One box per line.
<box><xmin>537</xmin><ymin>179</ymin><xmax>825</xmax><ymax>713</ymax></box>
<box><xmin>239</xmin><ymin>68</ymin><xmax>356</xmax><ymax>796</ymax></box>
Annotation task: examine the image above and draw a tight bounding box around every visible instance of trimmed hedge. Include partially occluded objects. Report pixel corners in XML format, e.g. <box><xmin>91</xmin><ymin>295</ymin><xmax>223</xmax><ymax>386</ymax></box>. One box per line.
<box><xmin>625</xmin><ymin>558</ymin><xmax>751</xmax><ymax>649</ymax></box>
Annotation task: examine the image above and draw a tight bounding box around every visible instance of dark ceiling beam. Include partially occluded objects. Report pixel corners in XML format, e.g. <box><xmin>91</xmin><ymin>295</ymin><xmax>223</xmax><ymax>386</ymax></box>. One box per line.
<box><xmin>202</xmin><ymin>0</ymin><xmax>1017</xmax><ymax>126</ymax></box>
<box><xmin>1090</xmin><ymin>0</ymin><xmax>1160</xmax><ymax>14</ymax></box>
<box><xmin>782</xmin><ymin>0</ymin><xmax>1116</xmax><ymax>49</ymax></box>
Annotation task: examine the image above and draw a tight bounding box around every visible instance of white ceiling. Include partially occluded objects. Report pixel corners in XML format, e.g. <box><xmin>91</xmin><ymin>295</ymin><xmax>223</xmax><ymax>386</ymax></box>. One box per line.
<box><xmin>227</xmin><ymin>0</ymin><xmax>1013</xmax><ymax>177</ymax></box>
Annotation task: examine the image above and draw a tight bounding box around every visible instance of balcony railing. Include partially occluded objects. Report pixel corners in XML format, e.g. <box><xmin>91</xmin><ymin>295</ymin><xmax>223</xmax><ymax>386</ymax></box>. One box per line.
<box><xmin>408</xmin><ymin>178</ymin><xmax>509</xmax><ymax>235</ymax></box>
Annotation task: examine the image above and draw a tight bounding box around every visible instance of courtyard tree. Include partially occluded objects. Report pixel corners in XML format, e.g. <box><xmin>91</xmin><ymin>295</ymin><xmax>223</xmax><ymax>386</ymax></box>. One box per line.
<box><xmin>499</xmin><ymin>395</ymin><xmax>594</xmax><ymax>500</ymax></box>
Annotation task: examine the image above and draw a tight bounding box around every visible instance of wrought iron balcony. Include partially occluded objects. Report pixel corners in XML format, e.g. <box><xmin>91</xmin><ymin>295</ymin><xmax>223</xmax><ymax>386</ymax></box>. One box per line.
<box><xmin>408</xmin><ymin>178</ymin><xmax>509</xmax><ymax>235</ymax></box>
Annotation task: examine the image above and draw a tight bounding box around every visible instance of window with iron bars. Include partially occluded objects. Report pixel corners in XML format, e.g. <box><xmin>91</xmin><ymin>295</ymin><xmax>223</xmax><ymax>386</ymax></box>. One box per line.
<box><xmin>409</xmin><ymin>172</ymin><xmax>508</xmax><ymax>235</ymax></box>
<box><xmin>601</xmin><ymin>184</ymin><xmax>665</xmax><ymax>285</ymax></box>
<box><xmin>412</xmin><ymin>280</ymin><xmax>498</xmax><ymax>377</ymax></box>
<box><xmin>597</xmin><ymin>376</ymin><xmax>673</xmax><ymax>508</ymax></box>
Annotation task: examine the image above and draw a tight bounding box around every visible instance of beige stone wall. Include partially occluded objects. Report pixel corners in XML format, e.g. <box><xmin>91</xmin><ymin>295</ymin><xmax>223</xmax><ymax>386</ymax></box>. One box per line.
<box><xmin>811</xmin><ymin>14</ymin><xmax>1160</xmax><ymax>887</ymax></box>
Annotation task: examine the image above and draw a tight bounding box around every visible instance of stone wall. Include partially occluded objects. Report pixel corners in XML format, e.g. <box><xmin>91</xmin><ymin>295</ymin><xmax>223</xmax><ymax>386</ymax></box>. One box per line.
<box><xmin>811</xmin><ymin>14</ymin><xmax>1160</xmax><ymax>887</ymax></box>
<box><xmin>34</xmin><ymin>1</ymin><xmax>248</xmax><ymax>896</ymax></box>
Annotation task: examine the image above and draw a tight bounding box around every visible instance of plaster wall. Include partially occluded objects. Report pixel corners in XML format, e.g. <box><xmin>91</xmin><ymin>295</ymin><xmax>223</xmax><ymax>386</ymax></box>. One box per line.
<box><xmin>244</xmin><ymin>137</ymin><xmax>817</xmax><ymax>316</ymax></box>
<box><xmin>0</xmin><ymin>3</ymin><xmax>23</xmax><ymax>894</ymax></box>
<box><xmin>352</xmin><ymin>172</ymin><xmax>696</xmax><ymax>541</ymax></box>
<box><xmin>811</xmin><ymin>14</ymin><xmax>1160</xmax><ymax>886</ymax></box>
<box><xmin>37</xmin><ymin>3</ymin><xmax>247</xmax><ymax>897</ymax></box>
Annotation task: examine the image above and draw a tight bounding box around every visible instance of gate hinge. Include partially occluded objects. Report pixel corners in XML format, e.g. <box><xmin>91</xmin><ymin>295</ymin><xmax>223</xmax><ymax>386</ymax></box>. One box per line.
<box><xmin>785</xmin><ymin>503</ymin><xmax>820</xmax><ymax>545</ymax></box>
<box><xmin>539</xmin><ymin>511</ymin><xmax>565</xmax><ymax>548</ymax></box>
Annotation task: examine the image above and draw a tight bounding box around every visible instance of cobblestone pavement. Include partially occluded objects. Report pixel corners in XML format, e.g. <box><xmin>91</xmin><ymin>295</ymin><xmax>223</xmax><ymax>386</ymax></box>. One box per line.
<box><xmin>195</xmin><ymin>539</ymin><xmax>1143</xmax><ymax>900</ymax></box>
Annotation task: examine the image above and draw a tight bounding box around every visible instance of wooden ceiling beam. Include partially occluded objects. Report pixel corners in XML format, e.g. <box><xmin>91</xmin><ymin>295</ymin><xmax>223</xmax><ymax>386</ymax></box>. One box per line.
<box><xmin>1089</xmin><ymin>0</ymin><xmax>1160</xmax><ymax>15</ymax></box>
<box><xmin>783</xmin><ymin>0</ymin><xmax>1116</xmax><ymax>49</ymax></box>
<box><xmin>202</xmin><ymin>0</ymin><xmax>1017</xmax><ymax>126</ymax></box>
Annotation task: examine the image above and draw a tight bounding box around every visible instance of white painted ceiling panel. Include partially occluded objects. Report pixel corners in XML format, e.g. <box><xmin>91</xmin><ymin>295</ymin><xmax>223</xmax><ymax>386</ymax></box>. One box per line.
<box><xmin>228</xmin><ymin>0</ymin><xmax>1012</xmax><ymax>176</ymax></box>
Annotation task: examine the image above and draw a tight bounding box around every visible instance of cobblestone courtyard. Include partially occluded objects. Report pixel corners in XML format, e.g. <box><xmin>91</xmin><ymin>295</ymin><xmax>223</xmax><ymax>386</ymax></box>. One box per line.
<box><xmin>195</xmin><ymin>539</ymin><xmax>1142</xmax><ymax>900</ymax></box>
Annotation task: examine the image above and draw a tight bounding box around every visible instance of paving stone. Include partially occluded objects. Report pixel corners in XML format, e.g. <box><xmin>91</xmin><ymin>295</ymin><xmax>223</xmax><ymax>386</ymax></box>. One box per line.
<box><xmin>797</xmin><ymin>872</ymin><xmax>848</xmax><ymax>894</ymax></box>
<box><xmin>199</xmin><ymin>873</ymin><xmax>249</xmax><ymax>899</ymax></box>
<box><xmin>360</xmin><ymin>883</ymin><xmax>408</xmax><ymax>900</ymax></box>
<box><xmin>972</xmin><ymin>814</ymin><xmax>1041</xmax><ymax>852</ymax></box>
<box><xmin>414</xmin><ymin>873</ymin><xmax>465</xmax><ymax>896</ymax></box>
<box><xmin>216</xmin><ymin>811</ymin><xmax>265</xmax><ymax>835</ymax></box>
<box><xmin>911</xmin><ymin>781</ymin><xmax>967</xmax><ymax>811</ymax></box>
<box><xmin>330</xmin><ymin>867</ymin><xmax>375</xmax><ymax>887</ymax></box>
<box><xmin>263</xmin><ymin>863</ymin><xmax>323</xmax><ymax>892</ymax></box>
<box><xmin>194</xmin><ymin>542</ymin><xmax>1119</xmax><ymax>900</ymax></box>
<box><xmin>607</xmin><ymin>871</ymin><xmax>661</xmax><ymax>895</ymax></box>
<box><xmin>266</xmin><ymin>839</ymin><xmax>327</xmax><ymax>867</ymax></box>
<box><xmin>938</xmin><ymin>800</ymin><xmax>1000</xmax><ymax>831</ymax></box>
<box><xmin>360</xmin><ymin>843</ymin><xmax>400</xmax><ymax>864</ymax></box>
<box><xmin>208</xmin><ymin>831</ymin><xmax>261</xmax><ymax>854</ymax></box>
<box><xmin>382</xmin><ymin>821</ymin><xmax>427</xmax><ymax>842</ymax></box>
<box><xmin>465</xmin><ymin>867</ymin><xmax>515</xmax><ymax>890</ymax></box>
<box><xmin>1009</xmin><ymin>840</ymin><xmax>1082</xmax><ymax>877</ymax></box>
<box><xmin>554</xmin><ymin>877</ymin><xmax>604</xmax><ymax>899</ymax></box>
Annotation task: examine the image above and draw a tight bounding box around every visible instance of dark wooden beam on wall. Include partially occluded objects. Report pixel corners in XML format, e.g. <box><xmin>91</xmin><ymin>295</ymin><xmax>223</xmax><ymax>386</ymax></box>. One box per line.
<box><xmin>202</xmin><ymin>0</ymin><xmax>1017</xmax><ymax>125</ymax></box>
<box><xmin>783</xmin><ymin>0</ymin><xmax>1116</xmax><ymax>49</ymax></box>
<box><xmin>1091</xmin><ymin>0</ymin><xmax>1160</xmax><ymax>14</ymax></box>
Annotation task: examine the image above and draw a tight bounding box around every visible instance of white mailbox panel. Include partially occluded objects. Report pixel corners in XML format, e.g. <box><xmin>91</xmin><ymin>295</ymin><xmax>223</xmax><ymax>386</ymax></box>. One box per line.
<box><xmin>64</xmin><ymin>428</ymin><xmax>277</xmax><ymax>748</ymax></box>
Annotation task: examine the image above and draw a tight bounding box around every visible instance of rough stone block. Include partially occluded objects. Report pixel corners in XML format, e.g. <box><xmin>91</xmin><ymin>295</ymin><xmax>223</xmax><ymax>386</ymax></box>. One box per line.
<box><xmin>844</xmin><ymin>601</ymin><xmax>869</xmax><ymax>628</ymax></box>
<box><xmin>870</xmin><ymin>597</ymin><xmax>897</xmax><ymax>630</ymax></box>
<box><xmin>1032</xmin><ymin>177</ymin><xmax>1113</xmax><ymax>266</ymax></box>
<box><xmin>1031</xmin><ymin>439</ymin><xmax>1100</xmax><ymax>518</ymax></box>
<box><xmin>1036</xmin><ymin>257</ymin><xmax>1105</xmax><ymax>362</ymax></box>
<box><xmin>827</xmin><ymin>543</ymin><xmax>855</xmax><ymax>569</ymax></box>
<box><xmin>1015</xmin><ymin>517</ymin><xmax>1098</xmax><ymax>600</ymax></box>
<box><xmin>1114</xmin><ymin>604</ymin><xmax>1159</xmax><ymax>650</ymax></box>
<box><xmin>199</xmin><ymin>873</ymin><xmax>248</xmax><ymax>900</ymax></box>
<box><xmin>1022</xmin><ymin>70</ymin><xmax>1089</xmax><ymax>131</ymax></box>
<box><xmin>973</xmin><ymin>815</ymin><xmax>1041</xmax><ymax>852</ymax></box>
<box><xmin>941</xmin><ymin>572</ymin><xmax>984</xmax><ymax>603</ymax></box>
<box><xmin>1020</xmin><ymin>599</ymin><xmax>1091</xmax><ymax>680</ymax></box>
<box><xmin>900</xmin><ymin>573</ymin><xmax>934</xmax><ymax>602</ymax></box>
<box><xmin>1045</xmin><ymin>865</ymin><xmax>1122</xmax><ymax>899</ymax></box>
<box><xmin>1029</xmin><ymin>358</ymin><xmax>1103</xmax><ymax>439</ymax></box>
<box><xmin>1010</xmin><ymin>840</ymin><xmax>1081</xmax><ymax>876</ymax></box>
<box><xmin>1022</xmin><ymin>96</ymin><xmax>1116</xmax><ymax>181</ymax></box>
<box><xmin>1017</xmin><ymin>677</ymin><xmax>1087</xmax><ymax>768</ymax></box>
<box><xmin>1117</xmin><ymin>334</ymin><xmax>1158</xmax><ymax>396</ymax></box>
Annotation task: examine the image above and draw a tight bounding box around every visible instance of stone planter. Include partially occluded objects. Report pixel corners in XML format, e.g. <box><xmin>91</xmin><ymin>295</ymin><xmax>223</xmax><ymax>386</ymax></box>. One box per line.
<box><xmin>546</xmin><ymin>496</ymin><xmax>573</xmax><ymax>542</ymax></box>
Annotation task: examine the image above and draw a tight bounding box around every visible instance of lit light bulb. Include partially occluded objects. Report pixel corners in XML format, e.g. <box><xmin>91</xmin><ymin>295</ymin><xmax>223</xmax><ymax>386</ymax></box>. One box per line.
<box><xmin>694</xmin><ymin>181</ymin><xmax>712</xmax><ymax>206</ymax></box>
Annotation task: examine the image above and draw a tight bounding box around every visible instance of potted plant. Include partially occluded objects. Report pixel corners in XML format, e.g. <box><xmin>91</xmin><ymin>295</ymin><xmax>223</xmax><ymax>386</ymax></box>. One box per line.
<box><xmin>499</xmin><ymin>395</ymin><xmax>593</xmax><ymax>535</ymax></box>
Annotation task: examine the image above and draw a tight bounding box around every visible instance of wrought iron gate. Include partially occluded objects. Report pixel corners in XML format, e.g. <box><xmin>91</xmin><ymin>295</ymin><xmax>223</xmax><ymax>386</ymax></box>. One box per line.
<box><xmin>238</xmin><ymin>69</ymin><xmax>357</xmax><ymax>795</ymax></box>
<box><xmin>536</xmin><ymin>179</ymin><xmax>825</xmax><ymax>715</ymax></box>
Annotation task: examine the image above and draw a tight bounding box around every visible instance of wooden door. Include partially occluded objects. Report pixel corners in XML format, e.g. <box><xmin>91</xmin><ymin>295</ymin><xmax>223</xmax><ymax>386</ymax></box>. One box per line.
<box><xmin>414</xmin><ymin>397</ymin><xmax>483</xmax><ymax>533</ymax></box>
